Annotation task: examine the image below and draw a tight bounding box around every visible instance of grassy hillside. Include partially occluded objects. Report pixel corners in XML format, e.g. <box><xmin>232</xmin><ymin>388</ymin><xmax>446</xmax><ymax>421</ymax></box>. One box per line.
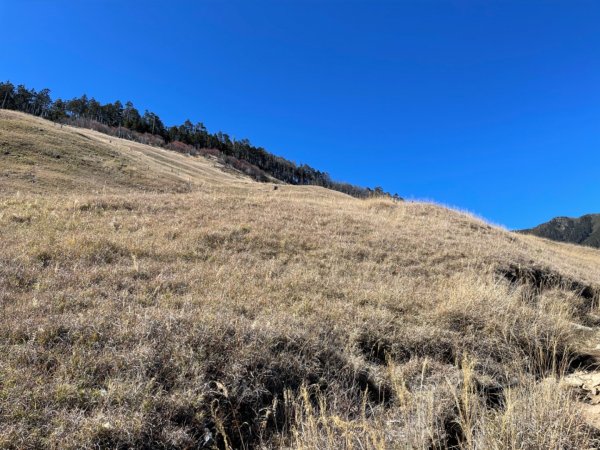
<box><xmin>0</xmin><ymin>81</ymin><xmax>395</xmax><ymax>199</ymax></box>
<box><xmin>0</xmin><ymin>110</ymin><xmax>253</xmax><ymax>194</ymax></box>
<box><xmin>2</xmin><ymin>110</ymin><xmax>600</xmax><ymax>449</ymax></box>
<box><xmin>521</xmin><ymin>214</ymin><xmax>600</xmax><ymax>249</ymax></box>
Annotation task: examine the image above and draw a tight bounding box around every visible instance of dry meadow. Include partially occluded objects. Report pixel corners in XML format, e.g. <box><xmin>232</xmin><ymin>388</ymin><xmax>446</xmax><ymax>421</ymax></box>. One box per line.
<box><xmin>2</xmin><ymin>110</ymin><xmax>600</xmax><ymax>449</ymax></box>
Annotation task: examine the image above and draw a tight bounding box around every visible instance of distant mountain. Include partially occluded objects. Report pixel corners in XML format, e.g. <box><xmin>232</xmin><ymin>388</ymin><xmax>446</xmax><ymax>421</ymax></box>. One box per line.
<box><xmin>520</xmin><ymin>214</ymin><xmax>600</xmax><ymax>248</ymax></box>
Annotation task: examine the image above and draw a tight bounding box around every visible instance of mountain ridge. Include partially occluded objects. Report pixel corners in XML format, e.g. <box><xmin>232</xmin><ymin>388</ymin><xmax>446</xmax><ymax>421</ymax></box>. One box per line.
<box><xmin>520</xmin><ymin>214</ymin><xmax>600</xmax><ymax>248</ymax></box>
<box><xmin>0</xmin><ymin>81</ymin><xmax>400</xmax><ymax>199</ymax></box>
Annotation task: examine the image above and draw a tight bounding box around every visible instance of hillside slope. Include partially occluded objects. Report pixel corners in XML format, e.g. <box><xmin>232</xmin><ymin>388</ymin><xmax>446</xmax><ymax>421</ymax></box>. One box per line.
<box><xmin>0</xmin><ymin>110</ymin><xmax>254</xmax><ymax>194</ymax></box>
<box><xmin>521</xmin><ymin>214</ymin><xmax>600</xmax><ymax>249</ymax></box>
<box><xmin>0</xmin><ymin>82</ymin><xmax>394</xmax><ymax>198</ymax></box>
<box><xmin>2</xmin><ymin>111</ymin><xmax>600</xmax><ymax>449</ymax></box>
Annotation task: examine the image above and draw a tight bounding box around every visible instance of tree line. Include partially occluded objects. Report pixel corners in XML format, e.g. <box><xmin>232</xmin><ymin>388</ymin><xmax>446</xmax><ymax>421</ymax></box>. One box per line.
<box><xmin>0</xmin><ymin>81</ymin><xmax>400</xmax><ymax>199</ymax></box>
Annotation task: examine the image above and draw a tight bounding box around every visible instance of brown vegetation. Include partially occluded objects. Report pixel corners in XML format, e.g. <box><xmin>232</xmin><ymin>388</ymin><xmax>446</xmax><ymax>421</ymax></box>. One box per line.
<box><xmin>1</xmin><ymin>110</ymin><xmax>600</xmax><ymax>448</ymax></box>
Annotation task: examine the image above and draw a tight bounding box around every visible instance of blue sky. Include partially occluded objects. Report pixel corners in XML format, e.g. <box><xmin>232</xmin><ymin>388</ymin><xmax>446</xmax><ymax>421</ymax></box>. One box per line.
<box><xmin>1</xmin><ymin>0</ymin><xmax>599</xmax><ymax>229</ymax></box>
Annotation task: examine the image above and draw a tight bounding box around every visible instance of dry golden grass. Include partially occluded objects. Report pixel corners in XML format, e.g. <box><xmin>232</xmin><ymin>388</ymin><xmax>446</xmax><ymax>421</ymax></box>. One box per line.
<box><xmin>0</xmin><ymin>110</ymin><xmax>252</xmax><ymax>194</ymax></box>
<box><xmin>1</xmin><ymin>110</ymin><xmax>600</xmax><ymax>448</ymax></box>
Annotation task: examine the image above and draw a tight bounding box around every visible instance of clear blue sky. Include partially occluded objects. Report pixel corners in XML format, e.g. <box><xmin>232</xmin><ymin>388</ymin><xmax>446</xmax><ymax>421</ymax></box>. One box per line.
<box><xmin>1</xmin><ymin>0</ymin><xmax>599</xmax><ymax>229</ymax></box>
